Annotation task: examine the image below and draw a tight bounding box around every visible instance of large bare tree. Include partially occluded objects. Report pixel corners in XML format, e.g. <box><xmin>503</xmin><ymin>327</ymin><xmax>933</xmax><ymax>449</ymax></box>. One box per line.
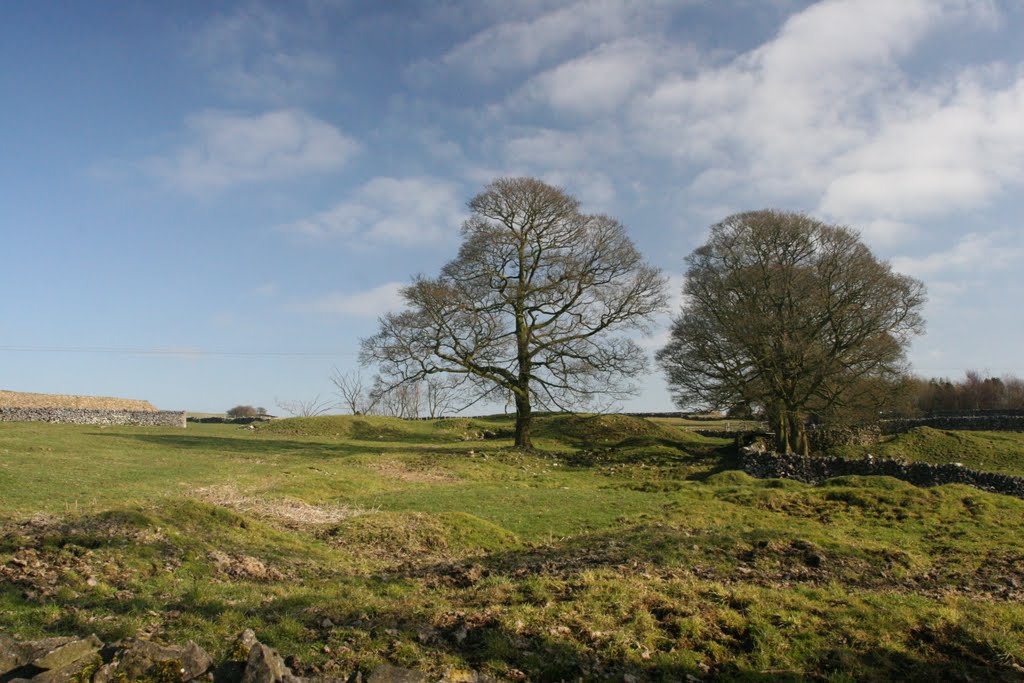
<box><xmin>361</xmin><ymin>177</ymin><xmax>667</xmax><ymax>447</ymax></box>
<box><xmin>657</xmin><ymin>210</ymin><xmax>926</xmax><ymax>454</ymax></box>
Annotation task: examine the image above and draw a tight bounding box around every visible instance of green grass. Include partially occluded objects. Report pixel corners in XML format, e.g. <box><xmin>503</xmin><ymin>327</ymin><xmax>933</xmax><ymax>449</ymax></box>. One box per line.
<box><xmin>829</xmin><ymin>426</ymin><xmax>1024</xmax><ymax>476</ymax></box>
<box><xmin>1</xmin><ymin>416</ymin><xmax>1023</xmax><ymax>681</ymax></box>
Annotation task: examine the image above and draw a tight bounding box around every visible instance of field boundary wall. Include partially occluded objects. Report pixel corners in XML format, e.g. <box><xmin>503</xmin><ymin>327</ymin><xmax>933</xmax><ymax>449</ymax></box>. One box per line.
<box><xmin>0</xmin><ymin>407</ymin><xmax>186</xmax><ymax>428</ymax></box>
<box><xmin>880</xmin><ymin>415</ymin><xmax>1024</xmax><ymax>433</ymax></box>
<box><xmin>739</xmin><ymin>449</ymin><xmax>1024</xmax><ymax>499</ymax></box>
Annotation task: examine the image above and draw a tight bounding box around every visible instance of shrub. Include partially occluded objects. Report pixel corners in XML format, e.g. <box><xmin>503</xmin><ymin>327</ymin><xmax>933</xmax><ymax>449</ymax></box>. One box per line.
<box><xmin>226</xmin><ymin>405</ymin><xmax>258</xmax><ymax>418</ymax></box>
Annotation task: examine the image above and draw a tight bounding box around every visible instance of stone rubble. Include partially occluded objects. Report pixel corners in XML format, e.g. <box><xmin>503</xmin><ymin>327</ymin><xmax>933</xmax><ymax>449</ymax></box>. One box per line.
<box><xmin>740</xmin><ymin>448</ymin><xmax>1024</xmax><ymax>499</ymax></box>
<box><xmin>0</xmin><ymin>631</ymin><xmax>496</xmax><ymax>683</ymax></box>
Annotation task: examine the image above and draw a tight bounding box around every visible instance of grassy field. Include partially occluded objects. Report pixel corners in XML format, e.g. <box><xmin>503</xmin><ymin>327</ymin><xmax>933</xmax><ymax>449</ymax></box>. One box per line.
<box><xmin>646</xmin><ymin>416</ymin><xmax>764</xmax><ymax>432</ymax></box>
<box><xmin>829</xmin><ymin>426</ymin><xmax>1024</xmax><ymax>476</ymax></box>
<box><xmin>1</xmin><ymin>415</ymin><xmax>1023</xmax><ymax>681</ymax></box>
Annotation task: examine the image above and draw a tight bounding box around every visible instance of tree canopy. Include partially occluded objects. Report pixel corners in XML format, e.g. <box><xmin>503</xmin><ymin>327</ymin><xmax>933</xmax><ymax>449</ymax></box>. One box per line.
<box><xmin>361</xmin><ymin>177</ymin><xmax>667</xmax><ymax>447</ymax></box>
<box><xmin>657</xmin><ymin>210</ymin><xmax>926</xmax><ymax>454</ymax></box>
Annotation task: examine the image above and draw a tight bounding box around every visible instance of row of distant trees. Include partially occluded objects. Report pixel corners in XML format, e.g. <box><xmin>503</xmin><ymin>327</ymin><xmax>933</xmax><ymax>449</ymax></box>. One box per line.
<box><xmin>241</xmin><ymin>368</ymin><xmax>1024</xmax><ymax>423</ymax></box>
<box><xmin>906</xmin><ymin>371</ymin><xmax>1024</xmax><ymax>414</ymax></box>
<box><xmin>236</xmin><ymin>371</ymin><xmax>466</xmax><ymax>420</ymax></box>
<box><xmin>330</xmin><ymin>370</ymin><xmax>464</xmax><ymax>419</ymax></box>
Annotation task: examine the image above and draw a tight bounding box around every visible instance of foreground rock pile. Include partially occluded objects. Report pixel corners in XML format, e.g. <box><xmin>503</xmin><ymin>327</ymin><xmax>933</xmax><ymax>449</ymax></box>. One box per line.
<box><xmin>0</xmin><ymin>630</ymin><xmax>490</xmax><ymax>683</ymax></box>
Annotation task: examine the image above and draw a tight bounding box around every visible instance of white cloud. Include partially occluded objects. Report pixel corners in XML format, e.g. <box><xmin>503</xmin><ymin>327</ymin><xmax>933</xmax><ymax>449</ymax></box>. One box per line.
<box><xmin>855</xmin><ymin>219</ymin><xmax>920</xmax><ymax>247</ymax></box>
<box><xmin>278</xmin><ymin>176</ymin><xmax>465</xmax><ymax>244</ymax></box>
<box><xmin>148</xmin><ymin>109</ymin><xmax>358</xmax><ymax>193</ymax></box>
<box><xmin>297</xmin><ymin>282</ymin><xmax>406</xmax><ymax>316</ymax></box>
<box><xmin>820</xmin><ymin>70</ymin><xmax>1024</xmax><ymax>219</ymax></box>
<box><xmin>503</xmin><ymin>124</ymin><xmax>626</xmax><ymax>169</ymax></box>
<box><xmin>411</xmin><ymin>0</ymin><xmax>675</xmax><ymax>82</ymax></box>
<box><xmin>514</xmin><ymin>37</ymin><xmax>696</xmax><ymax>116</ymax></box>
<box><xmin>625</xmin><ymin>0</ymin><xmax>1021</xmax><ymax>232</ymax></box>
<box><xmin>189</xmin><ymin>4</ymin><xmax>336</xmax><ymax>102</ymax></box>
<box><xmin>891</xmin><ymin>231</ymin><xmax>1024</xmax><ymax>277</ymax></box>
<box><xmin>539</xmin><ymin>169</ymin><xmax>617</xmax><ymax>210</ymax></box>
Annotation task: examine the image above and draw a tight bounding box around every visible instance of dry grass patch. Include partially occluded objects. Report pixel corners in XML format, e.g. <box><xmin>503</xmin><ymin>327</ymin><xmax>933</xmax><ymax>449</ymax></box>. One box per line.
<box><xmin>192</xmin><ymin>484</ymin><xmax>374</xmax><ymax>527</ymax></box>
<box><xmin>366</xmin><ymin>458</ymin><xmax>460</xmax><ymax>484</ymax></box>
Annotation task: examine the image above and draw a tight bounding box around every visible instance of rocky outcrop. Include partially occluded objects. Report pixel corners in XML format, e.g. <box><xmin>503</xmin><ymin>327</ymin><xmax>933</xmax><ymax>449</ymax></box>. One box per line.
<box><xmin>0</xmin><ymin>408</ymin><xmax>186</xmax><ymax>428</ymax></box>
<box><xmin>739</xmin><ymin>449</ymin><xmax>1024</xmax><ymax>499</ymax></box>
<box><xmin>0</xmin><ymin>631</ymin><xmax>493</xmax><ymax>683</ymax></box>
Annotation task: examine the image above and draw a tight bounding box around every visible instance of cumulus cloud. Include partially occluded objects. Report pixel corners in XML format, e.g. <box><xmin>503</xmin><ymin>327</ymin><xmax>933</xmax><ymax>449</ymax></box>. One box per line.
<box><xmin>296</xmin><ymin>282</ymin><xmax>406</xmax><ymax>316</ymax></box>
<box><xmin>147</xmin><ymin>109</ymin><xmax>358</xmax><ymax>193</ymax></box>
<box><xmin>278</xmin><ymin>176</ymin><xmax>465</xmax><ymax>244</ymax></box>
<box><xmin>820</xmin><ymin>70</ymin><xmax>1024</xmax><ymax>219</ymax></box>
<box><xmin>622</xmin><ymin>0</ymin><xmax>1022</xmax><ymax>235</ymax></box>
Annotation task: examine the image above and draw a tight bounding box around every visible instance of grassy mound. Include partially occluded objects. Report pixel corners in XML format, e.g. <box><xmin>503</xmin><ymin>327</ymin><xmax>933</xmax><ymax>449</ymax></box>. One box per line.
<box><xmin>831</xmin><ymin>426</ymin><xmax>1024</xmax><ymax>476</ymax></box>
<box><xmin>534</xmin><ymin>413</ymin><xmax>680</xmax><ymax>446</ymax></box>
<box><xmin>257</xmin><ymin>415</ymin><xmax>481</xmax><ymax>443</ymax></box>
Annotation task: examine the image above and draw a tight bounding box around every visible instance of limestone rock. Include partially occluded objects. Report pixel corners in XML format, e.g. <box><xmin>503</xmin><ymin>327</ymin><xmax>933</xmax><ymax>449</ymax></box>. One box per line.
<box><xmin>115</xmin><ymin>639</ymin><xmax>212</xmax><ymax>682</ymax></box>
<box><xmin>30</xmin><ymin>635</ymin><xmax>102</xmax><ymax>671</ymax></box>
<box><xmin>1</xmin><ymin>633</ymin><xmax>27</xmax><ymax>675</ymax></box>
<box><xmin>25</xmin><ymin>655</ymin><xmax>102</xmax><ymax>683</ymax></box>
<box><xmin>232</xmin><ymin>631</ymin><xmax>260</xmax><ymax>660</ymax></box>
<box><xmin>364</xmin><ymin>665</ymin><xmax>428</xmax><ymax>683</ymax></box>
<box><xmin>90</xmin><ymin>662</ymin><xmax>119</xmax><ymax>683</ymax></box>
<box><xmin>241</xmin><ymin>643</ymin><xmax>289</xmax><ymax>683</ymax></box>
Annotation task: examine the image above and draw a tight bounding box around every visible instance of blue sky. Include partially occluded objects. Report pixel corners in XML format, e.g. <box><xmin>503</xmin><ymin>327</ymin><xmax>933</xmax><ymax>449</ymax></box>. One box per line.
<box><xmin>2</xmin><ymin>0</ymin><xmax>1023</xmax><ymax>413</ymax></box>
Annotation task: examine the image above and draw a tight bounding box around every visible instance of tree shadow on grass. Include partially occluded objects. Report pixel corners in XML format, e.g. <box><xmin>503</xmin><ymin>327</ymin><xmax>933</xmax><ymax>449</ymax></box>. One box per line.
<box><xmin>86</xmin><ymin>433</ymin><xmax>462</xmax><ymax>460</ymax></box>
<box><xmin>550</xmin><ymin>435</ymin><xmax>740</xmax><ymax>482</ymax></box>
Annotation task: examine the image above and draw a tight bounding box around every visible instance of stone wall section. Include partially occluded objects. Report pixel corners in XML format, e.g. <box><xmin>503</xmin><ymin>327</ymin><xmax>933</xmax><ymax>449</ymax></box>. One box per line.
<box><xmin>0</xmin><ymin>407</ymin><xmax>186</xmax><ymax>428</ymax></box>
<box><xmin>739</xmin><ymin>449</ymin><xmax>1024</xmax><ymax>499</ymax></box>
<box><xmin>881</xmin><ymin>415</ymin><xmax>1024</xmax><ymax>433</ymax></box>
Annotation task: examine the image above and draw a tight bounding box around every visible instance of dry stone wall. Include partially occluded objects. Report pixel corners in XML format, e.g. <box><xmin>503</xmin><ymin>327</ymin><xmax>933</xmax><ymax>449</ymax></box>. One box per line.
<box><xmin>881</xmin><ymin>415</ymin><xmax>1024</xmax><ymax>433</ymax></box>
<box><xmin>0</xmin><ymin>407</ymin><xmax>186</xmax><ymax>428</ymax></box>
<box><xmin>739</xmin><ymin>449</ymin><xmax>1024</xmax><ymax>499</ymax></box>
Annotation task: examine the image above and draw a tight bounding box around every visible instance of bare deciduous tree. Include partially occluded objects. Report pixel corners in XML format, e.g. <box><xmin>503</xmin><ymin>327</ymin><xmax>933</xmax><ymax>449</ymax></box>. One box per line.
<box><xmin>657</xmin><ymin>210</ymin><xmax>926</xmax><ymax>454</ymax></box>
<box><xmin>330</xmin><ymin>368</ymin><xmax>378</xmax><ymax>415</ymax></box>
<box><xmin>274</xmin><ymin>394</ymin><xmax>335</xmax><ymax>418</ymax></box>
<box><xmin>361</xmin><ymin>177</ymin><xmax>668</xmax><ymax>448</ymax></box>
<box><xmin>423</xmin><ymin>376</ymin><xmax>464</xmax><ymax>419</ymax></box>
<box><xmin>368</xmin><ymin>379</ymin><xmax>421</xmax><ymax>419</ymax></box>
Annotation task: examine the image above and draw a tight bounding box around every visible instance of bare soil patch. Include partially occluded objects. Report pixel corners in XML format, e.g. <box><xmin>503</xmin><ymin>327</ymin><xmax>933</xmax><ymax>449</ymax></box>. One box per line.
<box><xmin>366</xmin><ymin>458</ymin><xmax>459</xmax><ymax>484</ymax></box>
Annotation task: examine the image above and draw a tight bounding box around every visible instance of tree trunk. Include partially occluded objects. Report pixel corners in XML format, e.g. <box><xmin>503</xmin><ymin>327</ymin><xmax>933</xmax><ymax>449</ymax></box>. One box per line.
<box><xmin>771</xmin><ymin>407</ymin><xmax>789</xmax><ymax>454</ymax></box>
<box><xmin>785</xmin><ymin>410</ymin><xmax>809</xmax><ymax>455</ymax></box>
<box><xmin>513</xmin><ymin>390</ymin><xmax>533</xmax><ymax>449</ymax></box>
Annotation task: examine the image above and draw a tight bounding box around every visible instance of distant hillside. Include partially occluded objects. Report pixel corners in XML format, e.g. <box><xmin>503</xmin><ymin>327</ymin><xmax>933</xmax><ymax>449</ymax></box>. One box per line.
<box><xmin>0</xmin><ymin>389</ymin><xmax>157</xmax><ymax>412</ymax></box>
